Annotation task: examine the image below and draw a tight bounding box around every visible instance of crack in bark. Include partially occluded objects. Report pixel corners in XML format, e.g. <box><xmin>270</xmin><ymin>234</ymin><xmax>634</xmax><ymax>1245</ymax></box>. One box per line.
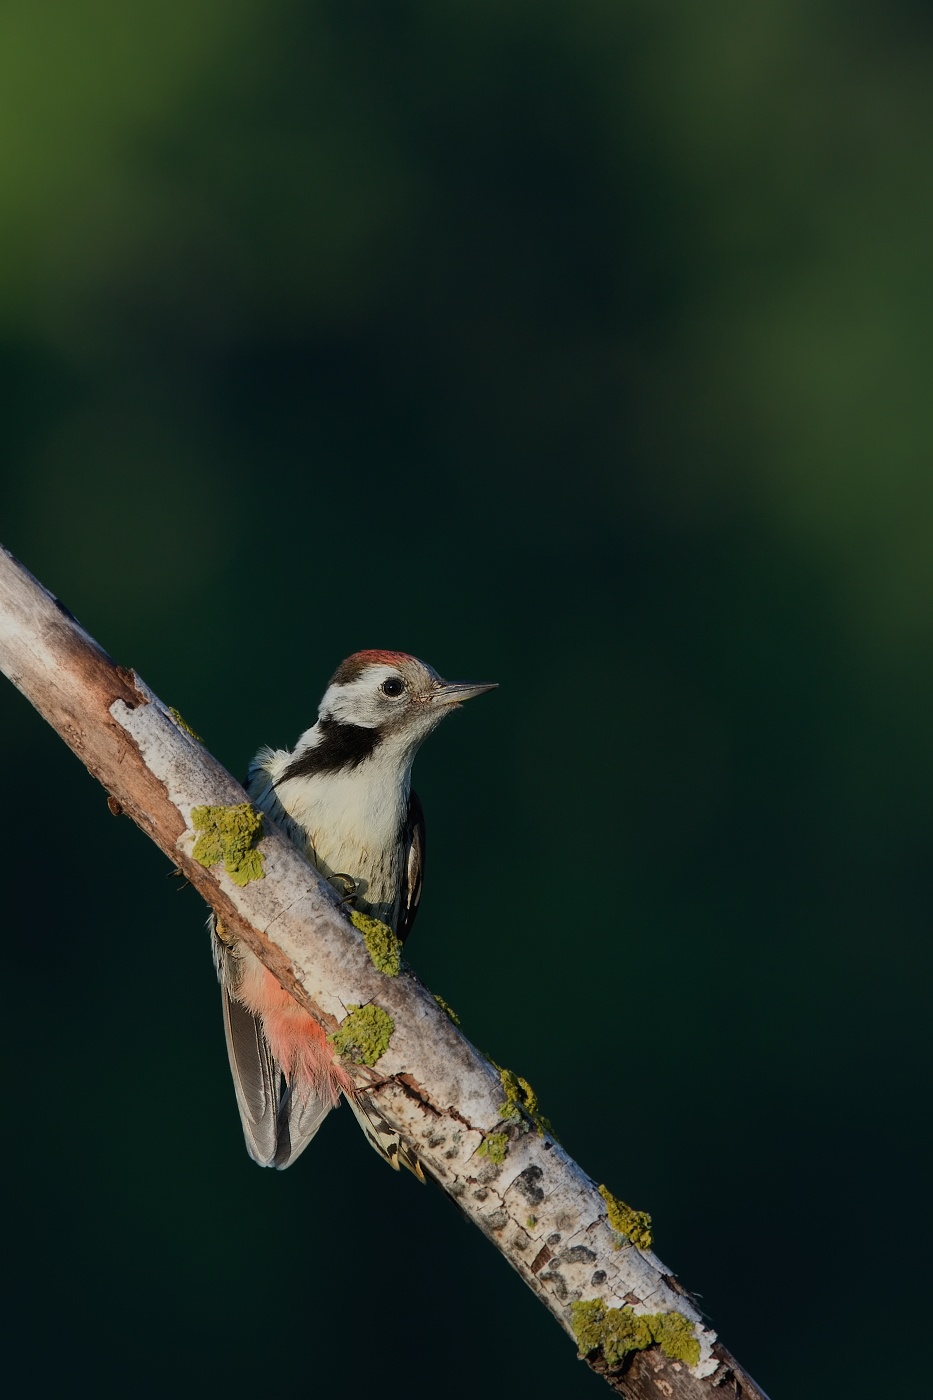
<box><xmin>391</xmin><ymin>1071</ymin><xmax>475</xmax><ymax>1130</ymax></box>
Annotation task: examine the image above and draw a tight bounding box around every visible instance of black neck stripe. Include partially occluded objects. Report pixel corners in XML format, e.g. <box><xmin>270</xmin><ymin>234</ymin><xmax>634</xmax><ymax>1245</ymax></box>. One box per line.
<box><xmin>277</xmin><ymin>718</ymin><xmax>381</xmax><ymax>783</ymax></box>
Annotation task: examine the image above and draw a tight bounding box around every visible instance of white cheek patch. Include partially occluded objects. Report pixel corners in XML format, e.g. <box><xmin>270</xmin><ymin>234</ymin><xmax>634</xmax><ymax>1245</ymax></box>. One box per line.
<box><xmin>319</xmin><ymin>666</ymin><xmax>408</xmax><ymax>728</ymax></box>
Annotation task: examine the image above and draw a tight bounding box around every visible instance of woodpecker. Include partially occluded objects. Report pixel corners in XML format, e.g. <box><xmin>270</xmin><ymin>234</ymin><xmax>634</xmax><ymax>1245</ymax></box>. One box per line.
<box><xmin>212</xmin><ymin>650</ymin><xmax>496</xmax><ymax>1172</ymax></box>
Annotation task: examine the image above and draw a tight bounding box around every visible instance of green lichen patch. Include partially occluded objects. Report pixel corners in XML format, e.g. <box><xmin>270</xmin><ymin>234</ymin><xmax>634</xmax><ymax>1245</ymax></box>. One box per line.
<box><xmin>349</xmin><ymin>909</ymin><xmax>402</xmax><ymax>976</ymax></box>
<box><xmin>168</xmin><ymin>706</ymin><xmax>203</xmax><ymax>742</ymax></box>
<box><xmin>330</xmin><ymin>1004</ymin><xmax>394</xmax><ymax>1066</ymax></box>
<box><xmin>570</xmin><ymin>1299</ymin><xmax>700</xmax><ymax>1370</ymax></box>
<box><xmin>598</xmin><ymin>1183</ymin><xmax>653</xmax><ymax>1251</ymax></box>
<box><xmin>651</xmin><ymin>1312</ymin><xmax>701</xmax><ymax>1366</ymax></box>
<box><xmin>191</xmin><ymin>804</ymin><xmax>265</xmax><ymax>886</ymax></box>
<box><xmin>433</xmin><ymin>993</ymin><xmax>461</xmax><ymax>1026</ymax></box>
<box><xmin>476</xmin><ymin>1132</ymin><xmax>509</xmax><ymax>1165</ymax></box>
<box><xmin>497</xmin><ymin>1065</ymin><xmax>553</xmax><ymax>1138</ymax></box>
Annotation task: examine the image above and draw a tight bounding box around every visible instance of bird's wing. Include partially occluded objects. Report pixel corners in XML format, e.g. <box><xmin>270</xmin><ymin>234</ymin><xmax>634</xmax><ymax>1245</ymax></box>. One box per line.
<box><xmin>343</xmin><ymin>1091</ymin><xmax>425</xmax><ymax>1182</ymax></box>
<box><xmin>215</xmin><ymin>931</ymin><xmax>281</xmax><ymax>1166</ymax></box>
<box><xmin>397</xmin><ymin>788</ymin><xmax>425</xmax><ymax>942</ymax></box>
<box><xmin>213</xmin><ymin>922</ymin><xmax>331</xmax><ymax>1169</ymax></box>
<box><xmin>271</xmin><ymin>1082</ymin><xmax>335</xmax><ymax>1170</ymax></box>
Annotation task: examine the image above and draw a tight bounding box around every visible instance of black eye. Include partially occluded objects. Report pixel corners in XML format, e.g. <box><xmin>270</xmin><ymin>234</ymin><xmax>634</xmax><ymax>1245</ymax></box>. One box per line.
<box><xmin>381</xmin><ymin>677</ymin><xmax>405</xmax><ymax>697</ymax></box>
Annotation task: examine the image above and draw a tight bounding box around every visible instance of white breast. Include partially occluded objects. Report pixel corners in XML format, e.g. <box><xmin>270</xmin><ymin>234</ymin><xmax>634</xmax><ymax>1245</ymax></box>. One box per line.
<box><xmin>247</xmin><ymin>745</ymin><xmax>409</xmax><ymax>920</ymax></box>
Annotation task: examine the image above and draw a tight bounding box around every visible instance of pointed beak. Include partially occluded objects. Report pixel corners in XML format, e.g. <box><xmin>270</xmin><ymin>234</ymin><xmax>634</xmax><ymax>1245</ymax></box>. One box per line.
<box><xmin>431</xmin><ymin>679</ymin><xmax>498</xmax><ymax>707</ymax></box>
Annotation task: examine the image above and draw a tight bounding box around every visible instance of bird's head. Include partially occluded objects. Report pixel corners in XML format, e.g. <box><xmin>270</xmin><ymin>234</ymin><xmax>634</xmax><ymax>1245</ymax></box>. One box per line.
<box><xmin>318</xmin><ymin>651</ymin><xmax>496</xmax><ymax>757</ymax></box>
<box><xmin>275</xmin><ymin>652</ymin><xmax>496</xmax><ymax>787</ymax></box>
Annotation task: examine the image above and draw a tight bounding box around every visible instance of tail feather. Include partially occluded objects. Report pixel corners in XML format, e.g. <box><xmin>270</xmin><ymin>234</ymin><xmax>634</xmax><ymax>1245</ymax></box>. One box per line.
<box><xmin>214</xmin><ymin>923</ymin><xmax>334</xmax><ymax>1168</ymax></box>
<box><xmin>220</xmin><ymin>982</ymin><xmax>283</xmax><ymax>1166</ymax></box>
<box><xmin>213</xmin><ymin>920</ymin><xmax>422</xmax><ymax>1177</ymax></box>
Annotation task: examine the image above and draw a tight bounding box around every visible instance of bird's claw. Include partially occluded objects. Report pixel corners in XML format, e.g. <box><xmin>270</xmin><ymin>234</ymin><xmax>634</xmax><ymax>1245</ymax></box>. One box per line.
<box><xmin>332</xmin><ymin>872</ymin><xmax>359</xmax><ymax>906</ymax></box>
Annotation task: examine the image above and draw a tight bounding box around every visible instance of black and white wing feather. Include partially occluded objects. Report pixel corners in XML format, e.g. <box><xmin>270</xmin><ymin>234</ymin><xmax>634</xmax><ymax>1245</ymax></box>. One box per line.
<box><xmin>398</xmin><ymin>789</ymin><xmax>425</xmax><ymax>942</ymax></box>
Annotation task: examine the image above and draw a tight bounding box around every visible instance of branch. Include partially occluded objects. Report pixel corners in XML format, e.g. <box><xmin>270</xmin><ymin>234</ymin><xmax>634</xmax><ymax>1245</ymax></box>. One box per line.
<box><xmin>0</xmin><ymin>545</ymin><xmax>768</xmax><ymax>1400</ymax></box>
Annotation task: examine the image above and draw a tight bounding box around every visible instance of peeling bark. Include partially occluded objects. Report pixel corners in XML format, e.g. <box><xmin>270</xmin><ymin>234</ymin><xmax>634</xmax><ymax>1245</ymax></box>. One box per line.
<box><xmin>0</xmin><ymin>546</ymin><xmax>769</xmax><ymax>1400</ymax></box>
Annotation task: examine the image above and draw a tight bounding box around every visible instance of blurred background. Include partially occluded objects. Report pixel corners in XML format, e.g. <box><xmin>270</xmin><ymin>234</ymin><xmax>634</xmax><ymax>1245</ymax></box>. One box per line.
<box><xmin>2</xmin><ymin>2</ymin><xmax>931</xmax><ymax>1395</ymax></box>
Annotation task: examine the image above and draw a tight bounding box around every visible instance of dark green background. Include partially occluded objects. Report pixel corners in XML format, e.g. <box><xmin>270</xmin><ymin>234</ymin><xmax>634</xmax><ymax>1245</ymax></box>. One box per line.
<box><xmin>2</xmin><ymin>4</ymin><xmax>931</xmax><ymax>1396</ymax></box>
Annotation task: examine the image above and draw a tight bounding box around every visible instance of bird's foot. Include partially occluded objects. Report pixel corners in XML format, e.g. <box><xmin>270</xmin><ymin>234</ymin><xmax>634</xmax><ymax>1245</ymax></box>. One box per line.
<box><xmin>332</xmin><ymin>872</ymin><xmax>359</xmax><ymax>906</ymax></box>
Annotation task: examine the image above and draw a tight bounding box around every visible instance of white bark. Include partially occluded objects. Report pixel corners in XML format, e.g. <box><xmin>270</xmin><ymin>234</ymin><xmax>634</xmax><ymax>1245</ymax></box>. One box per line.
<box><xmin>0</xmin><ymin>545</ymin><xmax>767</xmax><ymax>1400</ymax></box>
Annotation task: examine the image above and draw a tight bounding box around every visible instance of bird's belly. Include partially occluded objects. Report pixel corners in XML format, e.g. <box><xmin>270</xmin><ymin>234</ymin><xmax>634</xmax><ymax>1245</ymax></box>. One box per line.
<box><xmin>260</xmin><ymin>769</ymin><xmax>408</xmax><ymax>928</ymax></box>
<box><xmin>306</xmin><ymin>829</ymin><xmax>403</xmax><ymax>925</ymax></box>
